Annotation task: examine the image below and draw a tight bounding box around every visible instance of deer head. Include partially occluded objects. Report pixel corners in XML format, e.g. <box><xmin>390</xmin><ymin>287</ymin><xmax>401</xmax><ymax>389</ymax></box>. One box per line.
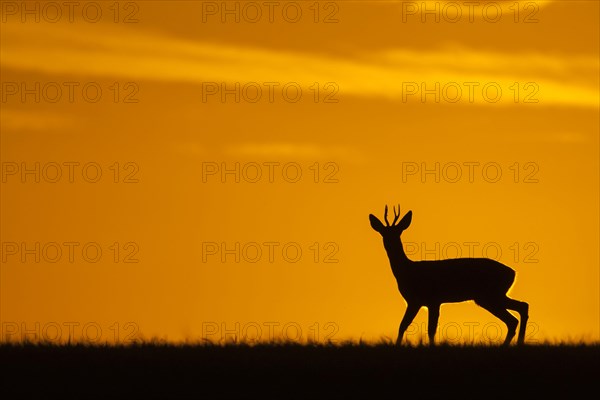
<box><xmin>369</xmin><ymin>205</ymin><xmax>412</xmax><ymax>252</ymax></box>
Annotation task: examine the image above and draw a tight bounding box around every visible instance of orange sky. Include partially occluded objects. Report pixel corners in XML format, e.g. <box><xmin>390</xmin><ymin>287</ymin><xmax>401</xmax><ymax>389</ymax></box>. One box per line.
<box><xmin>1</xmin><ymin>0</ymin><xmax>599</xmax><ymax>344</ymax></box>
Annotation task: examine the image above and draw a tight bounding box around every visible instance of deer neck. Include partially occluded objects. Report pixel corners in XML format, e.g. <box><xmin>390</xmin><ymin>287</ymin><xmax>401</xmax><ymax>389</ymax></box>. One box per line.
<box><xmin>384</xmin><ymin>237</ymin><xmax>412</xmax><ymax>274</ymax></box>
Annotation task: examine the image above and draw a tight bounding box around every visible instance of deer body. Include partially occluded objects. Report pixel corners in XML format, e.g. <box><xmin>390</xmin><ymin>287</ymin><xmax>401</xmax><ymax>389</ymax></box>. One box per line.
<box><xmin>370</xmin><ymin>206</ymin><xmax>529</xmax><ymax>346</ymax></box>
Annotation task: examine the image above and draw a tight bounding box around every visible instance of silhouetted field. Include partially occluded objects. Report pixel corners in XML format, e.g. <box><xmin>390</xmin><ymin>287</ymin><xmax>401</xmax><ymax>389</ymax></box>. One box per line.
<box><xmin>2</xmin><ymin>341</ymin><xmax>598</xmax><ymax>399</ymax></box>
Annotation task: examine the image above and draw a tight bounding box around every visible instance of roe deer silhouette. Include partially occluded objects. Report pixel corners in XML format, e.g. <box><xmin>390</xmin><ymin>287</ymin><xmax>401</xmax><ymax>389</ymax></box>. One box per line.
<box><xmin>369</xmin><ymin>205</ymin><xmax>529</xmax><ymax>346</ymax></box>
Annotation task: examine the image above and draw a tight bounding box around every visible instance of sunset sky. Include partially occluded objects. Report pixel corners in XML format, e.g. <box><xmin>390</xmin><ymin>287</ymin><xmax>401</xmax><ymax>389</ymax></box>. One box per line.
<box><xmin>1</xmin><ymin>0</ymin><xmax>598</xmax><ymax>344</ymax></box>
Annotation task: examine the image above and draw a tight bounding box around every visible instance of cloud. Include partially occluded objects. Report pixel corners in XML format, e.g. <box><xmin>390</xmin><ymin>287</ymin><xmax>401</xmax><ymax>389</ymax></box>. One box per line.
<box><xmin>0</xmin><ymin>108</ymin><xmax>77</xmax><ymax>132</ymax></box>
<box><xmin>227</xmin><ymin>143</ymin><xmax>326</xmax><ymax>158</ymax></box>
<box><xmin>2</xmin><ymin>19</ymin><xmax>598</xmax><ymax>107</ymax></box>
<box><xmin>225</xmin><ymin>142</ymin><xmax>365</xmax><ymax>161</ymax></box>
<box><xmin>169</xmin><ymin>141</ymin><xmax>366</xmax><ymax>163</ymax></box>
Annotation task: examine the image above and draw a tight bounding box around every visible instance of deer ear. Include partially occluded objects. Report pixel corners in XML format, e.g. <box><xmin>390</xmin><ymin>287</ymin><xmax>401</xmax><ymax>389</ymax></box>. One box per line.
<box><xmin>398</xmin><ymin>211</ymin><xmax>412</xmax><ymax>230</ymax></box>
<box><xmin>369</xmin><ymin>214</ymin><xmax>385</xmax><ymax>233</ymax></box>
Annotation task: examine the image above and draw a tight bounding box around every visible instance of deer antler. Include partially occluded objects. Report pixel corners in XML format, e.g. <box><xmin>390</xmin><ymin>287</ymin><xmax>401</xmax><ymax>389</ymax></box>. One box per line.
<box><xmin>392</xmin><ymin>204</ymin><xmax>401</xmax><ymax>226</ymax></box>
<box><xmin>384</xmin><ymin>205</ymin><xmax>390</xmax><ymax>226</ymax></box>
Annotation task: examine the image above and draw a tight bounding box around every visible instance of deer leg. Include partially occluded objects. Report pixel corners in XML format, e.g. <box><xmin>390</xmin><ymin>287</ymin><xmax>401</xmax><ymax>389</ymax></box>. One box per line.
<box><xmin>477</xmin><ymin>301</ymin><xmax>518</xmax><ymax>346</ymax></box>
<box><xmin>397</xmin><ymin>303</ymin><xmax>421</xmax><ymax>346</ymax></box>
<box><xmin>427</xmin><ymin>304</ymin><xmax>440</xmax><ymax>346</ymax></box>
<box><xmin>504</xmin><ymin>297</ymin><xmax>529</xmax><ymax>345</ymax></box>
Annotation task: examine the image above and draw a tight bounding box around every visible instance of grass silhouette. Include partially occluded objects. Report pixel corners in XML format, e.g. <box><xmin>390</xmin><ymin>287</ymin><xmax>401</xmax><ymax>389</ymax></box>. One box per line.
<box><xmin>2</xmin><ymin>340</ymin><xmax>598</xmax><ymax>398</ymax></box>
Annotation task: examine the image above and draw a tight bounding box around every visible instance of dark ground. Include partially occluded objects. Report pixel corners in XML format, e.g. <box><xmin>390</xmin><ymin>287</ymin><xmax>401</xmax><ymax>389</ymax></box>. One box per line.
<box><xmin>1</xmin><ymin>342</ymin><xmax>598</xmax><ymax>399</ymax></box>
